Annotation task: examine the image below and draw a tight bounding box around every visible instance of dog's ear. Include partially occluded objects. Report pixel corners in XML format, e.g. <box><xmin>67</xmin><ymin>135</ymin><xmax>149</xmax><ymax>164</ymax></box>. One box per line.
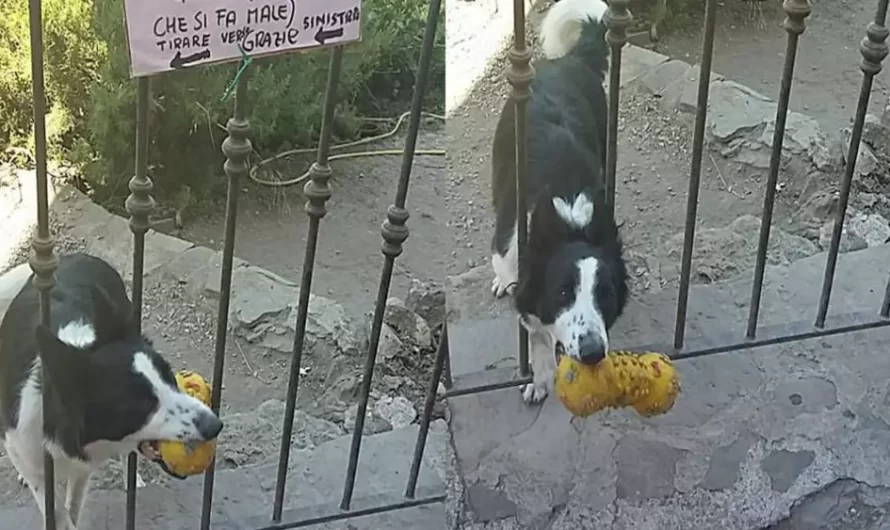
<box><xmin>584</xmin><ymin>187</ymin><xmax>619</xmax><ymax>246</ymax></box>
<box><xmin>528</xmin><ymin>190</ymin><xmax>567</xmax><ymax>252</ymax></box>
<box><xmin>89</xmin><ymin>286</ymin><xmax>136</xmax><ymax>342</ymax></box>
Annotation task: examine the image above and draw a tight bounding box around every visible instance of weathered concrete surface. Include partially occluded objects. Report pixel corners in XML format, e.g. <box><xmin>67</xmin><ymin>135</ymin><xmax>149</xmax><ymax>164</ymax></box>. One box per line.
<box><xmin>0</xmin><ymin>421</ymin><xmax>449</xmax><ymax>529</ymax></box>
<box><xmin>446</xmin><ymin>243</ymin><xmax>890</xmax><ymax>529</ymax></box>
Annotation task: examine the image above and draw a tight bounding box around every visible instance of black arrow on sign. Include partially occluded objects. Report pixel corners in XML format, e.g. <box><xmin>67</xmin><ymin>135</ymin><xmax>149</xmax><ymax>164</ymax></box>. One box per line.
<box><xmin>169</xmin><ymin>49</ymin><xmax>211</xmax><ymax>69</ymax></box>
<box><xmin>314</xmin><ymin>26</ymin><xmax>344</xmax><ymax>45</ymax></box>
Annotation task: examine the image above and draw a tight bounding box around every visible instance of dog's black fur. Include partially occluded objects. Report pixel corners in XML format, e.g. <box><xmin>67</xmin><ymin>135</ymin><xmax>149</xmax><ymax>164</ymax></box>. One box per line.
<box><xmin>490</xmin><ymin>2</ymin><xmax>628</xmax><ymax>399</ymax></box>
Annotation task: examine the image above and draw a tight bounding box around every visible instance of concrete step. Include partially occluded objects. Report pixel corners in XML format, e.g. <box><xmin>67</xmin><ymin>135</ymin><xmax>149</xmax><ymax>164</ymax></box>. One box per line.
<box><xmin>0</xmin><ymin>420</ymin><xmax>449</xmax><ymax>529</ymax></box>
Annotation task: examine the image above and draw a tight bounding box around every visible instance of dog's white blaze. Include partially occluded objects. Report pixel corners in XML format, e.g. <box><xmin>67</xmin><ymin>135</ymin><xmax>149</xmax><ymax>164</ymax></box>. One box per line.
<box><xmin>549</xmin><ymin>257</ymin><xmax>608</xmax><ymax>359</ymax></box>
<box><xmin>130</xmin><ymin>353</ymin><xmax>214</xmax><ymax>443</ymax></box>
<box><xmin>552</xmin><ymin>193</ymin><xmax>594</xmax><ymax>230</ymax></box>
<box><xmin>57</xmin><ymin>320</ymin><xmax>96</xmax><ymax>348</ymax></box>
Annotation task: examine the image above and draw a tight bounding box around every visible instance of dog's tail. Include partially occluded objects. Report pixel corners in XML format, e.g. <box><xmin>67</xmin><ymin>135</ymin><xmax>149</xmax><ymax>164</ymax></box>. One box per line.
<box><xmin>540</xmin><ymin>0</ymin><xmax>609</xmax><ymax>70</ymax></box>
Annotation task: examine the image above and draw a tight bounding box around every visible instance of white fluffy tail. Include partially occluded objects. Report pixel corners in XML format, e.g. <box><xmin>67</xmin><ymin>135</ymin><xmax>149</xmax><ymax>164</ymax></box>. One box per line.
<box><xmin>540</xmin><ymin>0</ymin><xmax>609</xmax><ymax>59</ymax></box>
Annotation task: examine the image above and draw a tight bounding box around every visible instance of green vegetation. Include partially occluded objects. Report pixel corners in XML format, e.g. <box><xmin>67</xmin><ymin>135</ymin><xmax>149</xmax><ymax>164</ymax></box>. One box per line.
<box><xmin>0</xmin><ymin>0</ymin><xmax>444</xmax><ymax>207</ymax></box>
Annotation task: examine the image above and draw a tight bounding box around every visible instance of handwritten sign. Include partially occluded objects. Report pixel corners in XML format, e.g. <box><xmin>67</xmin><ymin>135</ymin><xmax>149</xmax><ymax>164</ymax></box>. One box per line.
<box><xmin>122</xmin><ymin>0</ymin><xmax>362</xmax><ymax>77</ymax></box>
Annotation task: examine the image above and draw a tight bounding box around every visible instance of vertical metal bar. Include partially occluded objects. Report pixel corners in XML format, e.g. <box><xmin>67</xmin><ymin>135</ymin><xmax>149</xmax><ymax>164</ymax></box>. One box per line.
<box><xmin>882</xmin><ymin>271</ymin><xmax>890</xmax><ymax>317</ymax></box>
<box><xmin>199</xmin><ymin>67</ymin><xmax>251</xmax><ymax>530</ymax></box>
<box><xmin>341</xmin><ymin>0</ymin><xmax>441</xmax><ymax>510</ymax></box>
<box><xmin>405</xmin><ymin>325</ymin><xmax>448</xmax><ymax>498</ymax></box>
<box><xmin>746</xmin><ymin>0</ymin><xmax>812</xmax><ymax>339</ymax></box>
<box><xmin>442</xmin><ymin>340</ymin><xmax>453</xmax><ymax>389</ymax></box>
<box><xmin>508</xmin><ymin>0</ymin><xmax>534</xmax><ymax>377</ymax></box>
<box><xmin>272</xmin><ymin>47</ymin><xmax>342</xmax><ymax>522</ymax></box>
<box><xmin>27</xmin><ymin>0</ymin><xmax>58</xmax><ymax>528</ymax></box>
<box><xmin>604</xmin><ymin>0</ymin><xmax>632</xmax><ymax>215</ymax></box>
<box><xmin>815</xmin><ymin>0</ymin><xmax>889</xmax><ymax>328</ymax></box>
<box><xmin>125</xmin><ymin>75</ymin><xmax>154</xmax><ymax>530</ymax></box>
<box><xmin>673</xmin><ymin>0</ymin><xmax>718</xmax><ymax>350</ymax></box>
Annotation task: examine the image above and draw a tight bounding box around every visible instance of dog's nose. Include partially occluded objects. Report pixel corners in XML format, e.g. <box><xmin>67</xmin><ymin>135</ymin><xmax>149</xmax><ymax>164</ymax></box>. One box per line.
<box><xmin>577</xmin><ymin>333</ymin><xmax>606</xmax><ymax>365</ymax></box>
<box><xmin>194</xmin><ymin>412</ymin><xmax>223</xmax><ymax>441</ymax></box>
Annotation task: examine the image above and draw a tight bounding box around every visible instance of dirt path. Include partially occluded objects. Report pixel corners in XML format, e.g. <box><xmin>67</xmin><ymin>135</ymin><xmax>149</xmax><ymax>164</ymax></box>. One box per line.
<box><xmin>655</xmin><ymin>0</ymin><xmax>888</xmax><ymax>131</ymax></box>
<box><xmin>179</xmin><ymin>129</ymin><xmax>447</xmax><ymax>322</ymax></box>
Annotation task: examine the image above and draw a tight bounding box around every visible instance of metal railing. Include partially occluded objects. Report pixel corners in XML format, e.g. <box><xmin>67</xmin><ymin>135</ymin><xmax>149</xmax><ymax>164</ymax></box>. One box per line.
<box><xmin>19</xmin><ymin>0</ymin><xmax>890</xmax><ymax>528</ymax></box>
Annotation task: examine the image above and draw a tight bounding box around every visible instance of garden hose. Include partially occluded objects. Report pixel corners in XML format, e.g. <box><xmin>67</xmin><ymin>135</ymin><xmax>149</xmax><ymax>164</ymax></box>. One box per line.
<box><xmin>248</xmin><ymin>111</ymin><xmax>446</xmax><ymax>188</ymax></box>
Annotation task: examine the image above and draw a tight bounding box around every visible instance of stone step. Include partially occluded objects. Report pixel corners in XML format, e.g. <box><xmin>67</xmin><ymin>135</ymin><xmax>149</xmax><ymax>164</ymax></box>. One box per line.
<box><xmin>0</xmin><ymin>420</ymin><xmax>449</xmax><ymax>529</ymax></box>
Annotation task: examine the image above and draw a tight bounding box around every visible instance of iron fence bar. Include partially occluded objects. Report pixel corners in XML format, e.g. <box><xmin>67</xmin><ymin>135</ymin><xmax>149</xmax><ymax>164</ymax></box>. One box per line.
<box><xmin>746</xmin><ymin>0</ymin><xmax>812</xmax><ymax>339</ymax></box>
<box><xmin>604</xmin><ymin>0</ymin><xmax>631</xmax><ymax>215</ymax></box>
<box><xmin>883</xmin><ymin>272</ymin><xmax>890</xmax><ymax>317</ymax></box>
<box><xmin>27</xmin><ymin>0</ymin><xmax>58</xmax><ymax>527</ymax></box>
<box><xmin>815</xmin><ymin>0</ymin><xmax>890</xmax><ymax>328</ymax></box>
<box><xmin>444</xmin><ymin>375</ymin><xmax>532</xmax><ymax>398</ymax></box>
<box><xmin>444</xmin><ymin>311</ymin><xmax>890</xmax><ymax>397</ymax></box>
<box><xmin>242</xmin><ymin>493</ymin><xmax>446</xmax><ymax>530</ymax></box>
<box><xmin>125</xmin><ymin>74</ymin><xmax>155</xmax><ymax>530</ymax></box>
<box><xmin>673</xmin><ymin>0</ymin><xmax>718</xmax><ymax>350</ymax></box>
<box><xmin>442</xmin><ymin>339</ymin><xmax>453</xmax><ymax>388</ymax></box>
<box><xmin>509</xmin><ymin>0</ymin><xmax>533</xmax><ymax>378</ymax></box>
<box><xmin>340</xmin><ymin>0</ymin><xmax>441</xmax><ymax>510</ymax></box>
<box><xmin>199</xmin><ymin>66</ymin><xmax>252</xmax><ymax>530</ymax></box>
<box><xmin>405</xmin><ymin>325</ymin><xmax>448</xmax><ymax>498</ymax></box>
<box><xmin>271</xmin><ymin>46</ymin><xmax>342</xmax><ymax>522</ymax></box>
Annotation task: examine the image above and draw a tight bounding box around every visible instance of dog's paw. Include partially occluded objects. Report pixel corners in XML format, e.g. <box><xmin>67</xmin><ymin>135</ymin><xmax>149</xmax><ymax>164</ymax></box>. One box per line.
<box><xmin>520</xmin><ymin>382</ymin><xmax>549</xmax><ymax>405</ymax></box>
<box><xmin>16</xmin><ymin>472</ymin><xmax>26</xmax><ymax>487</ymax></box>
<box><xmin>135</xmin><ymin>471</ymin><xmax>146</xmax><ymax>489</ymax></box>
<box><xmin>491</xmin><ymin>275</ymin><xmax>516</xmax><ymax>298</ymax></box>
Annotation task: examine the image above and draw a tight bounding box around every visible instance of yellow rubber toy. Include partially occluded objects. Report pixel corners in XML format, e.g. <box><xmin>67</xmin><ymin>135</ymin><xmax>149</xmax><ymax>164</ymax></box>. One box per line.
<box><xmin>555</xmin><ymin>351</ymin><xmax>680</xmax><ymax>418</ymax></box>
<box><xmin>158</xmin><ymin>370</ymin><xmax>217</xmax><ymax>477</ymax></box>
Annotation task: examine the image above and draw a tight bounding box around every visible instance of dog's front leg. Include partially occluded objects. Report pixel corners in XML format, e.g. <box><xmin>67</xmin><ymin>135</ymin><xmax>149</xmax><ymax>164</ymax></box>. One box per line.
<box><xmin>11</xmin><ymin>462</ymin><xmax>78</xmax><ymax>530</ymax></box>
<box><xmin>66</xmin><ymin>470</ymin><xmax>91</xmax><ymax>527</ymax></box>
<box><xmin>520</xmin><ymin>331</ymin><xmax>556</xmax><ymax>405</ymax></box>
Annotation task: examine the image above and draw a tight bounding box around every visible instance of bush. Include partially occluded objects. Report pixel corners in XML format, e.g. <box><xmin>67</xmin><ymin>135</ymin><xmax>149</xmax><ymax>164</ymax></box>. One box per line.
<box><xmin>0</xmin><ymin>0</ymin><xmax>445</xmax><ymax>207</ymax></box>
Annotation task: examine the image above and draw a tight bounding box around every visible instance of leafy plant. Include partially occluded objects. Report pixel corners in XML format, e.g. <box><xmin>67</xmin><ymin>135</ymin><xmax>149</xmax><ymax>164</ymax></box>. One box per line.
<box><xmin>0</xmin><ymin>0</ymin><xmax>445</xmax><ymax>207</ymax></box>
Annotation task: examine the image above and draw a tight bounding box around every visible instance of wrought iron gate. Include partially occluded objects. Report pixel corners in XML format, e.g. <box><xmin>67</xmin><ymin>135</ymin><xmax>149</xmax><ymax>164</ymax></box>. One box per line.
<box><xmin>18</xmin><ymin>0</ymin><xmax>890</xmax><ymax>528</ymax></box>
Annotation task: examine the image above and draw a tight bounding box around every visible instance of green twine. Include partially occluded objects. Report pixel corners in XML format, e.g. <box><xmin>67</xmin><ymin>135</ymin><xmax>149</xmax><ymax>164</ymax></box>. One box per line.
<box><xmin>221</xmin><ymin>43</ymin><xmax>252</xmax><ymax>102</ymax></box>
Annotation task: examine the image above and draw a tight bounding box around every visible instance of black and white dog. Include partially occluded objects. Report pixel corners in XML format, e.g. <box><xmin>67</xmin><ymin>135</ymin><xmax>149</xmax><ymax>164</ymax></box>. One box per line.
<box><xmin>0</xmin><ymin>253</ymin><xmax>223</xmax><ymax>529</ymax></box>
<box><xmin>490</xmin><ymin>0</ymin><xmax>628</xmax><ymax>404</ymax></box>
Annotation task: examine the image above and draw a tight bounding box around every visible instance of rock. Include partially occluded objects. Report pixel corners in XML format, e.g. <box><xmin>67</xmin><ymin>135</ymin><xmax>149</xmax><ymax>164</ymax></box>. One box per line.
<box><xmin>375</xmin><ymin>322</ymin><xmax>408</xmax><ymax>361</ymax></box>
<box><xmin>344</xmin><ymin>402</ymin><xmax>393</xmax><ymax>435</ymax></box>
<box><xmin>700</xmin><ymin>430</ymin><xmax>760</xmax><ymax>491</ymax></box>
<box><xmin>761</xmin><ymin>449</ymin><xmax>816</xmax><ymax>493</ymax></box>
<box><xmin>817</xmin><ymin>210</ymin><xmax>888</xmax><ymax>253</ymax></box>
<box><xmin>839</xmin><ymin>127</ymin><xmax>880</xmax><ymax>179</ymax></box>
<box><xmin>818</xmin><ymin>220</ymin><xmax>868</xmax><ymax>254</ymax></box>
<box><xmin>406</xmin><ymin>278</ymin><xmax>446</xmax><ymax>330</ymax></box>
<box><xmin>217</xmin><ymin>399</ymin><xmax>345</xmax><ymax>468</ymax></box>
<box><xmin>227</xmin><ymin>266</ymin><xmax>363</xmax><ymax>356</ymax></box>
<box><xmin>382</xmin><ymin>297</ymin><xmax>432</xmax><ymax>349</ymax></box>
<box><xmin>374</xmin><ymin>395</ymin><xmax>417</xmax><ymax>429</ymax></box>
<box><xmin>846</xmin><ymin>211</ymin><xmax>890</xmax><ymax>247</ymax></box>
<box><xmin>317</xmin><ymin>370</ymin><xmax>363</xmax><ymax>412</ymax></box>
<box><xmin>664</xmin><ymin>215</ymin><xmax>819</xmax><ymax>283</ymax></box>
<box><xmin>862</xmin><ymin>113</ymin><xmax>890</xmax><ymax>152</ymax></box>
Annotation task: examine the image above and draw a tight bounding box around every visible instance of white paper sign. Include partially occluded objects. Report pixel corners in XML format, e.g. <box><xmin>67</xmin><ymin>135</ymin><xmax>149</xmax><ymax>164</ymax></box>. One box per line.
<box><xmin>123</xmin><ymin>0</ymin><xmax>362</xmax><ymax>77</ymax></box>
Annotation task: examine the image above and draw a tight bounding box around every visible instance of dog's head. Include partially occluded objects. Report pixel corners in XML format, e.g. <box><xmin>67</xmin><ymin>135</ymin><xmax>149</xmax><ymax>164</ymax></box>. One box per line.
<box><xmin>34</xmin><ymin>321</ymin><xmax>223</xmax><ymax>478</ymax></box>
<box><xmin>515</xmin><ymin>188</ymin><xmax>628</xmax><ymax>365</ymax></box>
